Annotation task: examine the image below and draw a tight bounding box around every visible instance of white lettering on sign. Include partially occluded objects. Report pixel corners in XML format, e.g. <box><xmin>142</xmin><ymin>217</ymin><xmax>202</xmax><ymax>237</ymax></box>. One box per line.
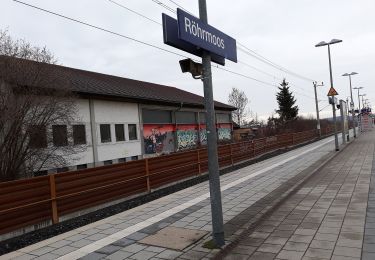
<box><xmin>184</xmin><ymin>17</ymin><xmax>225</xmax><ymax>49</ymax></box>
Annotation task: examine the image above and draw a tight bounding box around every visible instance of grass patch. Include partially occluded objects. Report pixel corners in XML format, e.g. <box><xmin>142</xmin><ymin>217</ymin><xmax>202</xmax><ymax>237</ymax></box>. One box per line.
<box><xmin>202</xmin><ymin>239</ymin><xmax>221</xmax><ymax>249</ymax></box>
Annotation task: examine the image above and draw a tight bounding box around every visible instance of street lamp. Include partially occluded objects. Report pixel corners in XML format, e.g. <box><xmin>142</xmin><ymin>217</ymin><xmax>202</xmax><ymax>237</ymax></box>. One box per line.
<box><xmin>353</xmin><ymin>87</ymin><xmax>363</xmax><ymax>131</ymax></box>
<box><xmin>313</xmin><ymin>81</ymin><xmax>324</xmax><ymax>138</ymax></box>
<box><xmin>315</xmin><ymin>39</ymin><xmax>342</xmax><ymax>151</ymax></box>
<box><xmin>342</xmin><ymin>72</ymin><xmax>358</xmax><ymax>138</ymax></box>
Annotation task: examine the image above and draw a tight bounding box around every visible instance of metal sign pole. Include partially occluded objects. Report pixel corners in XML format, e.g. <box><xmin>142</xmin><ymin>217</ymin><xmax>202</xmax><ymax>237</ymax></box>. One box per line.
<box><xmin>198</xmin><ymin>0</ymin><xmax>225</xmax><ymax>247</ymax></box>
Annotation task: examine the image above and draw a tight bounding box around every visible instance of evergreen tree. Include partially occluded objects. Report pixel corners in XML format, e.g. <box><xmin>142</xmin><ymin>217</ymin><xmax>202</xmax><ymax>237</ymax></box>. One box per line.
<box><xmin>276</xmin><ymin>79</ymin><xmax>299</xmax><ymax>123</ymax></box>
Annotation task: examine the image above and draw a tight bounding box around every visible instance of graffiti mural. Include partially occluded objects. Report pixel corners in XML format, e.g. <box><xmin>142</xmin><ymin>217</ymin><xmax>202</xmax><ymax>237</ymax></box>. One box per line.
<box><xmin>217</xmin><ymin>123</ymin><xmax>232</xmax><ymax>141</ymax></box>
<box><xmin>218</xmin><ymin>128</ymin><xmax>231</xmax><ymax>140</ymax></box>
<box><xmin>199</xmin><ymin>125</ymin><xmax>207</xmax><ymax>145</ymax></box>
<box><xmin>176</xmin><ymin>125</ymin><xmax>198</xmax><ymax>150</ymax></box>
<box><xmin>143</xmin><ymin>124</ymin><xmax>175</xmax><ymax>154</ymax></box>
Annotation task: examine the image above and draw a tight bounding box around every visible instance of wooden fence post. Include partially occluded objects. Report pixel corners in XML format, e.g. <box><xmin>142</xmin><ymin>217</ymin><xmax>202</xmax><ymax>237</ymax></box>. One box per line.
<box><xmin>252</xmin><ymin>141</ymin><xmax>255</xmax><ymax>157</ymax></box>
<box><xmin>49</xmin><ymin>174</ymin><xmax>59</xmax><ymax>224</ymax></box>
<box><xmin>230</xmin><ymin>144</ymin><xmax>234</xmax><ymax>166</ymax></box>
<box><xmin>145</xmin><ymin>158</ymin><xmax>151</xmax><ymax>193</ymax></box>
<box><xmin>197</xmin><ymin>149</ymin><xmax>201</xmax><ymax>175</ymax></box>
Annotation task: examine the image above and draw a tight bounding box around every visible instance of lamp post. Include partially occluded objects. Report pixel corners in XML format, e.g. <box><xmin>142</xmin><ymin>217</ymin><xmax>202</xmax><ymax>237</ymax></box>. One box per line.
<box><xmin>313</xmin><ymin>81</ymin><xmax>324</xmax><ymax>138</ymax></box>
<box><xmin>354</xmin><ymin>87</ymin><xmax>363</xmax><ymax>131</ymax></box>
<box><xmin>342</xmin><ymin>72</ymin><xmax>358</xmax><ymax>137</ymax></box>
<box><xmin>315</xmin><ymin>39</ymin><xmax>342</xmax><ymax>151</ymax></box>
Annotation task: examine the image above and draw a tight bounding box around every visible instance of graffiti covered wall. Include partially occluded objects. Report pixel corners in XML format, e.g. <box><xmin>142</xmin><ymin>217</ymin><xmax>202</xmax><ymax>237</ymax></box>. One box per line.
<box><xmin>217</xmin><ymin>123</ymin><xmax>232</xmax><ymax>141</ymax></box>
<box><xmin>143</xmin><ymin>124</ymin><xmax>175</xmax><ymax>154</ymax></box>
<box><xmin>176</xmin><ymin>125</ymin><xmax>198</xmax><ymax>151</ymax></box>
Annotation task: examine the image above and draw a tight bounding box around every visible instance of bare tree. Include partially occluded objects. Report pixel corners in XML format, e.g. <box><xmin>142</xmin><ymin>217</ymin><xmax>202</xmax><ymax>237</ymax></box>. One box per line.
<box><xmin>228</xmin><ymin>87</ymin><xmax>249</xmax><ymax>127</ymax></box>
<box><xmin>0</xmin><ymin>29</ymin><xmax>84</xmax><ymax>181</ymax></box>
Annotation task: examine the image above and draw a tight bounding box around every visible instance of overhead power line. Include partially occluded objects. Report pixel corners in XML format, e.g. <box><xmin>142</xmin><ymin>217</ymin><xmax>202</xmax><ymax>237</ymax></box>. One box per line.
<box><xmin>13</xmin><ymin>0</ymin><xmax>187</xmax><ymax>59</ymax></box>
<box><xmin>151</xmin><ymin>0</ymin><xmax>176</xmax><ymax>14</ymax></box>
<box><xmin>108</xmin><ymin>0</ymin><xmax>161</xmax><ymax>25</ymax></box>
<box><xmin>14</xmin><ymin>0</ymin><xmax>323</xmax><ymax>103</ymax></box>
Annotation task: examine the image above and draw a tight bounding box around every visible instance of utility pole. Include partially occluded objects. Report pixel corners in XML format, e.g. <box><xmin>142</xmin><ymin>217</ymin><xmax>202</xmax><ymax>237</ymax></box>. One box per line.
<box><xmin>198</xmin><ymin>0</ymin><xmax>225</xmax><ymax>247</ymax></box>
<box><xmin>313</xmin><ymin>81</ymin><xmax>323</xmax><ymax>138</ymax></box>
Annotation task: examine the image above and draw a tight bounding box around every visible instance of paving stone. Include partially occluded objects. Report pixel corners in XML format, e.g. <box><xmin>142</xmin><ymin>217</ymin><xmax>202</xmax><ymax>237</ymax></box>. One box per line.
<box><xmin>105</xmin><ymin>250</ymin><xmax>133</xmax><ymax>260</ymax></box>
<box><xmin>264</xmin><ymin>236</ymin><xmax>288</xmax><ymax>245</ymax></box>
<box><xmin>179</xmin><ymin>250</ymin><xmax>209</xmax><ymax>260</ymax></box>
<box><xmin>51</xmin><ymin>245</ymin><xmax>77</xmax><ymax>256</ymax></box>
<box><xmin>277</xmin><ymin>249</ymin><xmax>305</xmax><ymax>260</ymax></box>
<box><xmin>122</xmin><ymin>243</ymin><xmax>147</xmax><ymax>253</ymax></box>
<box><xmin>288</xmin><ymin>234</ymin><xmax>314</xmax><ymax>244</ymax></box>
<box><xmin>155</xmin><ymin>249</ymin><xmax>182</xmax><ymax>259</ymax></box>
<box><xmin>12</xmin><ymin>254</ymin><xmax>37</xmax><ymax>260</ymax></box>
<box><xmin>47</xmin><ymin>240</ymin><xmax>72</xmax><ymax>248</ymax></box>
<box><xmin>309</xmin><ymin>240</ymin><xmax>336</xmax><ymax>250</ymax></box>
<box><xmin>304</xmin><ymin>248</ymin><xmax>332</xmax><ymax>259</ymax></box>
<box><xmin>96</xmin><ymin>245</ymin><xmax>123</xmax><ymax>255</ymax></box>
<box><xmin>112</xmin><ymin>238</ymin><xmax>136</xmax><ymax>247</ymax></box>
<box><xmin>283</xmin><ymin>241</ymin><xmax>308</xmax><ymax>252</ymax></box>
<box><xmin>231</xmin><ymin>245</ymin><xmax>256</xmax><ymax>255</ymax></box>
<box><xmin>248</xmin><ymin>251</ymin><xmax>276</xmax><ymax>260</ymax></box>
<box><xmin>131</xmin><ymin>251</ymin><xmax>158</xmax><ymax>260</ymax></box>
<box><xmin>80</xmin><ymin>252</ymin><xmax>107</xmax><ymax>260</ymax></box>
<box><xmin>34</xmin><ymin>253</ymin><xmax>60</xmax><ymax>260</ymax></box>
<box><xmin>126</xmin><ymin>232</ymin><xmax>149</xmax><ymax>241</ymax></box>
<box><xmin>65</xmin><ymin>234</ymin><xmax>88</xmax><ymax>242</ymax></box>
<box><xmin>362</xmin><ymin>252</ymin><xmax>375</xmax><ymax>260</ymax></box>
<box><xmin>257</xmin><ymin>243</ymin><xmax>282</xmax><ymax>254</ymax></box>
<box><xmin>70</xmin><ymin>239</ymin><xmax>93</xmax><ymax>248</ymax></box>
<box><xmin>333</xmin><ymin>246</ymin><xmax>361</xmax><ymax>258</ymax></box>
<box><xmin>313</xmin><ymin>232</ymin><xmax>338</xmax><ymax>242</ymax></box>
<box><xmin>144</xmin><ymin>246</ymin><xmax>165</xmax><ymax>253</ymax></box>
<box><xmin>29</xmin><ymin>246</ymin><xmax>56</xmax><ymax>256</ymax></box>
<box><xmin>223</xmin><ymin>253</ymin><xmax>249</xmax><ymax>260</ymax></box>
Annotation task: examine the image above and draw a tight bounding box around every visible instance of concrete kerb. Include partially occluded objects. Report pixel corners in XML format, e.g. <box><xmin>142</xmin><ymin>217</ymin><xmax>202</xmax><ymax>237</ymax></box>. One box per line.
<box><xmin>213</xmin><ymin>135</ymin><xmax>356</xmax><ymax>259</ymax></box>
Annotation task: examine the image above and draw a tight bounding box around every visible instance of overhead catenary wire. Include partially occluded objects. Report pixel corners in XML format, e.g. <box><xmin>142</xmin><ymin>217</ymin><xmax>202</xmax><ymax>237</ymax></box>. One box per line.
<box><xmin>13</xmin><ymin>0</ymin><xmax>326</xmax><ymax>104</ymax></box>
<box><xmin>108</xmin><ymin>0</ymin><xmax>162</xmax><ymax>25</ymax></box>
<box><xmin>151</xmin><ymin>0</ymin><xmax>325</xmax><ymax>97</ymax></box>
<box><xmin>13</xmin><ymin>0</ymin><xmax>187</xmax><ymax>59</ymax></box>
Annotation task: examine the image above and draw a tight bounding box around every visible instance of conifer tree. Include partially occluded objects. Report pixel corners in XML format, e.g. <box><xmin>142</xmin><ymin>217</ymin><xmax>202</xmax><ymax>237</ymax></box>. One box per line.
<box><xmin>276</xmin><ymin>79</ymin><xmax>299</xmax><ymax>123</ymax></box>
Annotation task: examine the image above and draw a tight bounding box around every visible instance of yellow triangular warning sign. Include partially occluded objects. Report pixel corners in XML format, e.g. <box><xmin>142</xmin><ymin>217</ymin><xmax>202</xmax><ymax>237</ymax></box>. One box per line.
<box><xmin>327</xmin><ymin>87</ymin><xmax>338</xmax><ymax>96</ymax></box>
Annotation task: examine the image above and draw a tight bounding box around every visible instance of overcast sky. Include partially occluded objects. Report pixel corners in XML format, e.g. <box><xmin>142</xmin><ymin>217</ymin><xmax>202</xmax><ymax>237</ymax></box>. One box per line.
<box><xmin>1</xmin><ymin>0</ymin><xmax>374</xmax><ymax>121</ymax></box>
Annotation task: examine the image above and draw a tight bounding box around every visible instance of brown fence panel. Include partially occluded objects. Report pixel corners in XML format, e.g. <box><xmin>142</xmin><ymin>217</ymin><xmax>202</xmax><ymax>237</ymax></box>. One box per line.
<box><xmin>254</xmin><ymin>138</ymin><xmax>266</xmax><ymax>156</ymax></box>
<box><xmin>55</xmin><ymin>160</ymin><xmax>147</xmax><ymax>215</ymax></box>
<box><xmin>218</xmin><ymin>144</ymin><xmax>232</xmax><ymax>167</ymax></box>
<box><xmin>148</xmin><ymin>151</ymin><xmax>198</xmax><ymax>188</ymax></box>
<box><xmin>231</xmin><ymin>141</ymin><xmax>253</xmax><ymax>163</ymax></box>
<box><xmin>0</xmin><ymin>177</ymin><xmax>51</xmax><ymax>235</ymax></box>
<box><xmin>0</xmin><ymin>128</ymin><xmax>327</xmax><ymax>236</ymax></box>
<box><xmin>199</xmin><ymin>148</ymin><xmax>208</xmax><ymax>173</ymax></box>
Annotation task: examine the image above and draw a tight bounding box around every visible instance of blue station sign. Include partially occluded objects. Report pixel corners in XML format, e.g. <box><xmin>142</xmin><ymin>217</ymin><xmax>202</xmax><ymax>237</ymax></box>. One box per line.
<box><xmin>162</xmin><ymin>13</ymin><xmax>225</xmax><ymax>65</ymax></box>
<box><xmin>176</xmin><ymin>8</ymin><xmax>237</xmax><ymax>63</ymax></box>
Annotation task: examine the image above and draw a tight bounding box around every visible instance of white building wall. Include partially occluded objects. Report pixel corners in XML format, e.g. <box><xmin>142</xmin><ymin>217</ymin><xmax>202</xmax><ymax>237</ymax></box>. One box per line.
<box><xmin>93</xmin><ymin>100</ymin><xmax>142</xmax><ymax>162</ymax></box>
<box><xmin>68</xmin><ymin>99</ymin><xmax>94</xmax><ymax>167</ymax></box>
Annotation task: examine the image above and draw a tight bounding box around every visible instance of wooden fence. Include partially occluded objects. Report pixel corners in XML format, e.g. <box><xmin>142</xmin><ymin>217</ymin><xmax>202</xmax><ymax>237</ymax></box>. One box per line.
<box><xmin>0</xmin><ymin>128</ymin><xmax>332</xmax><ymax>236</ymax></box>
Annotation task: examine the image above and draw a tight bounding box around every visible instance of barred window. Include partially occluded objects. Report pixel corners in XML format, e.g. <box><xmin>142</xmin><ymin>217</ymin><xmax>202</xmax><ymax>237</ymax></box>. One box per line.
<box><xmin>52</xmin><ymin>125</ymin><xmax>68</xmax><ymax>147</ymax></box>
<box><xmin>73</xmin><ymin>125</ymin><xmax>86</xmax><ymax>145</ymax></box>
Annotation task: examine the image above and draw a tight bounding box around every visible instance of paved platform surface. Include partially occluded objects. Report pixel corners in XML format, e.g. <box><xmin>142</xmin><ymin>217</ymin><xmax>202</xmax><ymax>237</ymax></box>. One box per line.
<box><xmin>1</xmin><ymin>129</ymin><xmax>373</xmax><ymax>260</ymax></box>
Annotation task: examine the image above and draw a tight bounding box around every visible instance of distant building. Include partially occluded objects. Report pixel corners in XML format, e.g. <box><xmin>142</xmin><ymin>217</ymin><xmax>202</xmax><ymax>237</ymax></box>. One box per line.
<box><xmin>0</xmin><ymin>56</ymin><xmax>235</xmax><ymax>173</ymax></box>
